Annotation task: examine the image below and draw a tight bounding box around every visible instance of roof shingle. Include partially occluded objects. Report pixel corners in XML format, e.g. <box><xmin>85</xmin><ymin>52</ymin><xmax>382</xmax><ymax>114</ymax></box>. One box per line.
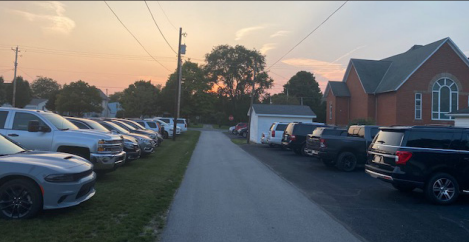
<box><xmin>252</xmin><ymin>104</ymin><xmax>316</xmax><ymax>117</ymax></box>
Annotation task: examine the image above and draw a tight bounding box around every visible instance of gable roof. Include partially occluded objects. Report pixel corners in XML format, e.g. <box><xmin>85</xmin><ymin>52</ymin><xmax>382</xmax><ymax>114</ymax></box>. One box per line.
<box><xmin>98</xmin><ymin>89</ymin><xmax>109</xmax><ymax>101</ymax></box>
<box><xmin>325</xmin><ymin>81</ymin><xmax>350</xmax><ymax>97</ymax></box>
<box><xmin>28</xmin><ymin>98</ymin><xmax>48</xmax><ymax>106</ymax></box>
<box><xmin>340</xmin><ymin>37</ymin><xmax>469</xmax><ymax>94</ymax></box>
<box><xmin>252</xmin><ymin>104</ymin><xmax>316</xmax><ymax>117</ymax></box>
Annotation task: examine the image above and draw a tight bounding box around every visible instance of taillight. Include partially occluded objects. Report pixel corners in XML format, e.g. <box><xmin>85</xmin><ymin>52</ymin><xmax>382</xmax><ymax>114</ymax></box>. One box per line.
<box><xmin>395</xmin><ymin>151</ymin><xmax>412</xmax><ymax>165</ymax></box>
<box><xmin>272</xmin><ymin>130</ymin><xmax>275</xmax><ymax>137</ymax></box>
<box><xmin>290</xmin><ymin>135</ymin><xmax>296</xmax><ymax>141</ymax></box>
<box><xmin>320</xmin><ymin>138</ymin><xmax>326</xmax><ymax>148</ymax></box>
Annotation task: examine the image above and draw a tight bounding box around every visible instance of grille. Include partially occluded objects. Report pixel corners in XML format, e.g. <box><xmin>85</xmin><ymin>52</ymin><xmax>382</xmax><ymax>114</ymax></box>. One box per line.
<box><xmin>76</xmin><ymin>181</ymin><xmax>95</xmax><ymax>199</ymax></box>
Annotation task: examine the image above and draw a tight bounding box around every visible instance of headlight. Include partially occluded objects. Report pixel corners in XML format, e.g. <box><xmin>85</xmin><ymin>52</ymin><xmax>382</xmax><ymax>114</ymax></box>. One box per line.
<box><xmin>124</xmin><ymin>141</ymin><xmax>135</xmax><ymax>149</ymax></box>
<box><xmin>45</xmin><ymin>174</ymin><xmax>75</xmax><ymax>183</ymax></box>
<box><xmin>98</xmin><ymin>139</ymin><xmax>123</xmax><ymax>153</ymax></box>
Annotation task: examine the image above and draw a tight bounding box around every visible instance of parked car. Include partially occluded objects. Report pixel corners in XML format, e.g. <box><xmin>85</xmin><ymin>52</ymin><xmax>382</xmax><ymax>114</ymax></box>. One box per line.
<box><xmin>0</xmin><ymin>108</ymin><xmax>125</xmax><ymax>172</ymax></box>
<box><xmin>366</xmin><ymin>126</ymin><xmax>469</xmax><ymax>205</ymax></box>
<box><xmin>145</xmin><ymin>118</ymin><xmax>180</xmax><ymax>138</ymax></box>
<box><xmin>229</xmin><ymin>126</ymin><xmax>236</xmax><ymax>133</ymax></box>
<box><xmin>109</xmin><ymin>119</ymin><xmax>159</xmax><ymax>146</ymax></box>
<box><xmin>281</xmin><ymin>122</ymin><xmax>327</xmax><ymax>156</ymax></box>
<box><xmin>306</xmin><ymin>127</ymin><xmax>347</xmax><ymax>166</ymax></box>
<box><xmin>97</xmin><ymin>120</ymin><xmax>156</xmax><ymax>156</ymax></box>
<box><xmin>311</xmin><ymin>125</ymin><xmax>379</xmax><ymax>171</ymax></box>
<box><xmin>0</xmin><ymin>134</ymin><xmax>96</xmax><ymax>219</ymax></box>
<box><xmin>66</xmin><ymin>117</ymin><xmax>141</xmax><ymax>162</ymax></box>
<box><xmin>156</xmin><ymin>117</ymin><xmax>187</xmax><ymax>133</ymax></box>
<box><xmin>264</xmin><ymin>122</ymin><xmax>289</xmax><ymax>147</ymax></box>
<box><xmin>238</xmin><ymin>127</ymin><xmax>249</xmax><ymax>138</ymax></box>
<box><xmin>119</xmin><ymin>119</ymin><xmax>164</xmax><ymax>144</ymax></box>
<box><xmin>233</xmin><ymin>123</ymin><xmax>247</xmax><ymax>135</ymax></box>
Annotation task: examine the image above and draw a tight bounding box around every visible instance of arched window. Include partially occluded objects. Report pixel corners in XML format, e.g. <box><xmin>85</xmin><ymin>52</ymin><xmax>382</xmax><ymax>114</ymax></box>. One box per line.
<box><xmin>432</xmin><ymin>78</ymin><xmax>458</xmax><ymax>120</ymax></box>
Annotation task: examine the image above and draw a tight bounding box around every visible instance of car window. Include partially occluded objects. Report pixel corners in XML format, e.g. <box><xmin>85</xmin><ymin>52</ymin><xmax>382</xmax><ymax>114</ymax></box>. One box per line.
<box><xmin>147</xmin><ymin>122</ymin><xmax>157</xmax><ymax>128</ymax></box>
<box><xmin>12</xmin><ymin>112</ymin><xmax>47</xmax><ymax>131</ymax></box>
<box><xmin>0</xmin><ymin>111</ymin><xmax>8</xmax><ymax>129</ymax></box>
<box><xmin>0</xmin><ymin>135</ymin><xmax>24</xmax><ymax>155</ymax></box>
<box><xmin>294</xmin><ymin>124</ymin><xmax>315</xmax><ymax>135</ymax></box>
<box><xmin>285</xmin><ymin>123</ymin><xmax>295</xmax><ymax>135</ymax></box>
<box><xmin>71</xmin><ymin>121</ymin><xmax>89</xmax><ymax>129</ymax></box>
<box><xmin>137</xmin><ymin>121</ymin><xmax>145</xmax><ymax>127</ymax></box>
<box><xmin>42</xmin><ymin>113</ymin><xmax>78</xmax><ymax>130</ymax></box>
<box><xmin>374</xmin><ymin>130</ymin><xmax>405</xmax><ymax>146</ymax></box>
<box><xmin>177</xmin><ymin>120</ymin><xmax>185</xmax><ymax>124</ymax></box>
<box><xmin>406</xmin><ymin>131</ymin><xmax>454</xmax><ymax>149</ymax></box>
<box><xmin>160</xmin><ymin>118</ymin><xmax>170</xmax><ymax>123</ymax></box>
<box><xmin>276</xmin><ymin>124</ymin><xmax>287</xmax><ymax>131</ymax></box>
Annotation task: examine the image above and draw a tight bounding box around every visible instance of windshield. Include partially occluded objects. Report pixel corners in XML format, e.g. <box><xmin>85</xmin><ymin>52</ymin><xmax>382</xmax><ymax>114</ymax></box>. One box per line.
<box><xmin>103</xmin><ymin>121</ymin><xmax>130</xmax><ymax>134</ymax></box>
<box><xmin>177</xmin><ymin>120</ymin><xmax>185</xmax><ymax>124</ymax></box>
<box><xmin>374</xmin><ymin>130</ymin><xmax>405</xmax><ymax>146</ymax></box>
<box><xmin>0</xmin><ymin>135</ymin><xmax>25</xmax><ymax>156</ymax></box>
<box><xmin>124</xmin><ymin>120</ymin><xmax>146</xmax><ymax>130</ymax></box>
<box><xmin>42</xmin><ymin>113</ymin><xmax>78</xmax><ymax>130</ymax></box>
<box><xmin>115</xmin><ymin>121</ymin><xmax>137</xmax><ymax>131</ymax></box>
<box><xmin>85</xmin><ymin>119</ymin><xmax>110</xmax><ymax>132</ymax></box>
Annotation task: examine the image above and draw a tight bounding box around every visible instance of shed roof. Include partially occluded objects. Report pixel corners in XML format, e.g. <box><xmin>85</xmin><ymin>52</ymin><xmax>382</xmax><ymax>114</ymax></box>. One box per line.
<box><xmin>251</xmin><ymin>104</ymin><xmax>316</xmax><ymax>117</ymax></box>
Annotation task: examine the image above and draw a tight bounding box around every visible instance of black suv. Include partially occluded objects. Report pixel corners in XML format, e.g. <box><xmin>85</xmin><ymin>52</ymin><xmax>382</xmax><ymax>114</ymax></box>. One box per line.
<box><xmin>281</xmin><ymin>122</ymin><xmax>326</xmax><ymax>156</ymax></box>
<box><xmin>366</xmin><ymin>126</ymin><xmax>469</xmax><ymax>205</ymax></box>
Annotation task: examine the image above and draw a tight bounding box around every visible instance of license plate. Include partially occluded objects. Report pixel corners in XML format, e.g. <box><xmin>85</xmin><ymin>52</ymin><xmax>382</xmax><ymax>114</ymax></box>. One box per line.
<box><xmin>312</xmin><ymin>150</ymin><xmax>319</xmax><ymax>155</ymax></box>
<box><xmin>373</xmin><ymin>155</ymin><xmax>383</xmax><ymax>163</ymax></box>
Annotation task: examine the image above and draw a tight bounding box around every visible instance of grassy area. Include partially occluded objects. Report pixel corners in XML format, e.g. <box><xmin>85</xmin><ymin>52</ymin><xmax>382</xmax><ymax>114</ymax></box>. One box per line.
<box><xmin>0</xmin><ymin>131</ymin><xmax>201</xmax><ymax>242</ymax></box>
<box><xmin>231</xmin><ymin>137</ymin><xmax>248</xmax><ymax>145</ymax></box>
<box><xmin>188</xmin><ymin>123</ymin><xmax>203</xmax><ymax>128</ymax></box>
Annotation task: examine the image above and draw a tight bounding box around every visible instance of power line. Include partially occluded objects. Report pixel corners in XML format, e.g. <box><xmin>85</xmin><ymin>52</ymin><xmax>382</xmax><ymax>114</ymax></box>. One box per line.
<box><xmin>157</xmin><ymin>1</ymin><xmax>177</xmax><ymax>30</ymax></box>
<box><xmin>18</xmin><ymin>69</ymin><xmax>35</xmax><ymax>80</ymax></box>
<box><xmin>267</xmin><ymin>1</ymin><xmax>348</xmax><ymax>70</ymax></box>
<box><xmin>144</xmin><ymin>1</ymin><xmax>177</xmax><ymax>55</ymax></box>
<box><xmin>104</xmin><ymin>1</ymin><xmax>171</xmax><ymax>71</ymax></box>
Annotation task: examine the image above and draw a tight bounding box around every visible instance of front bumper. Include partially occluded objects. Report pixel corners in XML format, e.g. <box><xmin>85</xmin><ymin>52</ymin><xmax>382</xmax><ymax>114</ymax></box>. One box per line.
<box><xmin>125</xmin><ymin>146</ymin><xmax>141</xmax><ymax>161</ymax></box>
<box><xmin>139</xmin><ymin>142</ymin><xmax>155</xmax><ymax>154</ymax></box>
<box><xmin>42</xmin><ymin>171</ymin><xmax>96</xmax><ymax>210</ymax></box>
<box><xmin>90</xmin><ymin>151</ymin><xmax>126</xmax><ymax>171</ymax></box>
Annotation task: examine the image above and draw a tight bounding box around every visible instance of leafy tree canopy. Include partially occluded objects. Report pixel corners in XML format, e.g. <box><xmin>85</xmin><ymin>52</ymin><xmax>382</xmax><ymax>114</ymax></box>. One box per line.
<box><xmin>31</xmin><ymin>76</ymin><xmax>61</xmax><ymax>99</ymax></box>
<box><xmin>120</xmin><ymin>80</ymin><xmax>160</xmax><ymax>118</ymax></box>
<box><xmin>55</xmin><ymin>80</ymin><xmax>103</xmax><ymax>116</ymax></box>
<box><xmin>109</xmin><ymin>91</ymin><xmax>124</xmax><ymax>103</ymax></box>
<box><xmin>6</xmin><ymin>76</ymin><xmax>32</xmax><ymax>108</ymax></box>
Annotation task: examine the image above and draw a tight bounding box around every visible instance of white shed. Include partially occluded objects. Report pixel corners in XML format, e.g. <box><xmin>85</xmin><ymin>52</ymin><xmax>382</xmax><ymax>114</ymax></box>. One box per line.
<box><xmin>248</xmin><ymin>104</ymin><xmax>316</xmax><ymax>143</ymax></box>
<box><xmin>447</xmin><ymin>108</ymin><xmax>469</xmax><ymax>127</ymax></box>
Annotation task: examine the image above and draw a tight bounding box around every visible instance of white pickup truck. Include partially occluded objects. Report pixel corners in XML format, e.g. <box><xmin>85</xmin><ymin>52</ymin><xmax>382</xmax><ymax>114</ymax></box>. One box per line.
<box><xmin>0</xmin><ymin>108</ymin><xmax>126</xmax><ymax>172</ymax></box>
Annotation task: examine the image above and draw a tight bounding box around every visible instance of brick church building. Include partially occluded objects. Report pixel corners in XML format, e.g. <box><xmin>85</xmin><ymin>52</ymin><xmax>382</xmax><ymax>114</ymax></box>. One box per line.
<box><xmin>324</xmin><ymin>37</ymin><xmax>469</xmax><ymax>126</ymax></box>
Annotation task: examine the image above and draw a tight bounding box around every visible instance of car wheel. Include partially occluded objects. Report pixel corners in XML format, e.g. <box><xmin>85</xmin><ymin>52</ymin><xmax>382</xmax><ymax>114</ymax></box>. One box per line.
<box><xmin>0</xmin><ymin>179</ymin><xmax>42</xmax><ymax>219</ymax></box>
<box><xmin>164</xmin><ymin>131</ymin><xmax>169</xmax><ymax>139</ymax></box>
<box><xmin>336</xmin><ymin>152</ymin><xmax>357</xmax><ymax>172</ymax></box>
<box><xmin>425</xmin><ymin>173</ymin><xmax>459</xmax><ymax>205</ymax></box>
<box><xmin>392</xmin><ymin>183</ymin><xmax>416</xmax><ymax>193</ymax></box>
<box><xmin>300</xmin><ymin>144</ymin><xmax>308</xmax><ymax>156</ymax></box>
<box><xmin>321</xmin><ymin>159</ymin><xmax>336</xmax><ymax>167</ymax></box>
<box><xmin>242</xmin><ymin>132</ymin><xmax>247</xmax><ymax>138</ymax></box>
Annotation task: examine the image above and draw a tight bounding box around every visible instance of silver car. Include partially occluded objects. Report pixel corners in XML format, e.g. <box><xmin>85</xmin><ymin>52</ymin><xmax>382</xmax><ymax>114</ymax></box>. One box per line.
<box><xmin>0</xmin><ymin>135</ymin><xmax>96</xmax><ymax>219</ymax></box>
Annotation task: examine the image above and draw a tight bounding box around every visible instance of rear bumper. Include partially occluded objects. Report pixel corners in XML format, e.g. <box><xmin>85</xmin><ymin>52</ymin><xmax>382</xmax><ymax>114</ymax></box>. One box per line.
<box><xmin>90</xmin><ymin>151</ymin><xmax>126</xmax><ymax>171</ymax></box>
<box><xmin>365</xmin><ymin>165</ymin><xmax>425</xmax><ymax>188</ymax></box>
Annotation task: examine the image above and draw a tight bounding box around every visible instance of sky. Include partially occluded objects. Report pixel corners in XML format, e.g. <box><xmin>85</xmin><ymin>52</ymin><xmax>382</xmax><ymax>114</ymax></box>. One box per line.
<box><xmin>0</xmin><ymin>1</ymin><xmax>468</xmax><ymax>96</ymax></box>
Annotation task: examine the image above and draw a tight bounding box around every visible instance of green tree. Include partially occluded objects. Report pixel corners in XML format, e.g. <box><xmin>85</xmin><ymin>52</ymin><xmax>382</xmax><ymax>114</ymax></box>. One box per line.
<box><xmin>0</xmin><ymin>76</ymin><xmax>6</xmax><ymax>106</ymax></box>
<box><xmin>31</xmin><ymin>76</ymin><xmax>61</xmax><ymax>99</ymax></box>
<box><xmin>45</xmin><ymin>90</ymin><xmax>61</xmax><ymax>111</ymax></box>
<box><xmin>263</xmin><ymin>93</ymin><xmax>300</xmax><ymax>105</ymax></box>
<box><xmin>6</xmin><ymin>76</ymin><xmax>32</xmax><ymax>108</ymax></box>
<box><xmin>283</xmin><ymin>71</ymin><xmax>325</xmax><ymax>122</ymax></box>
<box><xmin>120</xmin><ymin>80</ymin><xmax>159</xmax><ymax>118</ymax></box>
<box><xmin>109</xmin><ymin>91</ymin><xmax>124</xmax><ymax>103</ymax></box>
<box><xmin>204</xmin><ymin>45</ymin><xmax>273</xmax><ymax>122</ymax></box>
<box><xmin>55</xmin><ymin>80</ymin><xmax>102</xmax><ymax>116</ymax></box>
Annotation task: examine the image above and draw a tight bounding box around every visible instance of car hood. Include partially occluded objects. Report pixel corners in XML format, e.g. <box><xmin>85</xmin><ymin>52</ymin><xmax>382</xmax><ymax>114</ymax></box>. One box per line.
<box><xmin>128</xmin><ymin>133</ymin><xmax>152</xmax><ymax>141</ymax></box>
<box><xmin>65</xmin><ymin>129</ymin><xmax>122</xmax><ymax>141</ymax></box>
<box><xmin>0</xmin><ymin>151</ymin><xmax>92</xmax><ymax>170</ymax></box>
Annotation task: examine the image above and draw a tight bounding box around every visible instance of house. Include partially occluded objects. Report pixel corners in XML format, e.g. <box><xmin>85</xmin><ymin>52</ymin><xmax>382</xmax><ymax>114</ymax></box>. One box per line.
<box><xmin>248</xmin><ymin>104</ymin><xmax>316</xmax><ymax>143</ymax></box>
<box><xmin>108</xmin><ymin>102</ymin><xmax>123</xmax><ymax>118</ymax></box>
<box><xmin>24</xmin><ymin>98</ymin><xmax>48</xmax><ymax>111</ymax></box>
<box><xmin>324</xmin><ymin>37</ymin><xmax>469</xmax><ymax>126</ymax></box>
<box><xmin>447</xmin><ymin>108</ymin><xmax>469</xmax><ymax>127</ymax></box>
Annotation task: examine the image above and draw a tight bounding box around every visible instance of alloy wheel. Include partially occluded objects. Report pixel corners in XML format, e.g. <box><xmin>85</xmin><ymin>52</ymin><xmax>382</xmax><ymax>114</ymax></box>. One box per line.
<box><xmin>0</xmin><ymin>184</ymin><xmax>34</xmax><ymax>219</ymax></box>
<box><xmin>432</xmin><ymin>178</ymin><xmax>455</xmax><ymax>202</ymax></box>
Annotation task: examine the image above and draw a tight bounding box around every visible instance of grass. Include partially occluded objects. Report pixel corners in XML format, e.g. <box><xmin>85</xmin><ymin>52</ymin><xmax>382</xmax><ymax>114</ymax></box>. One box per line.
<box><xmin>188</xmin><ymin>123</ymin><xmax>203</xmax><ymax>128</ymax></box>
<box><xmin>231</xmin><ymin>137</ymin><xmax>248</xmax><ymax>145</ymax></box>
<box><xmin>0</xmin><ymin>131</ymin><xmax>201</xmax><ymax>242</ymax></box>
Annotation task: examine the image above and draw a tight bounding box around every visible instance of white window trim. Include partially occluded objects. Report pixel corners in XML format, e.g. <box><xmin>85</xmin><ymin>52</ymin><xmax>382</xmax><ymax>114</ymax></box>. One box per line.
<box><xmin>432</xmin><ymin>78</ymin><xmax>458</xmax><ymax>120</ymax></box>
<box><xmin>329</xmin><ymin>103</ymin><xmax>333</xmax><ymax>120</ymax></box>
<box><xmin>415</xmin><ymin>93</ymin><xmax>422</xmax><ymax>120</ymax></box>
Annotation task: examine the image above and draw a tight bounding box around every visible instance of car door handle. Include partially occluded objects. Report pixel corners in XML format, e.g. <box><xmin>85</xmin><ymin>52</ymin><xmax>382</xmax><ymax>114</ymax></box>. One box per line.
<box><xmin>8</xmin><ymin>134</ymin><xmax>19</xmax><ymax>137</ymax></box>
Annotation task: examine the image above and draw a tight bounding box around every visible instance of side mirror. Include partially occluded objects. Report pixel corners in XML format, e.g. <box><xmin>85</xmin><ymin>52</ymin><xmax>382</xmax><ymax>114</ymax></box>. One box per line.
<box><xmin>28</xmin><ymin>120</ymin><xmax>40</xmax><ymax>132</ymax></box>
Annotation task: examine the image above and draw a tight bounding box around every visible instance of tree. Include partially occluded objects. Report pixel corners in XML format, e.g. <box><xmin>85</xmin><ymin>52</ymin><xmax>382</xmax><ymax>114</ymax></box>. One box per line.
<box><xmin>0</xmin><ymin>76</ymin><xmax>6</xmax><ymax>106</ymax></box>
<box><xmin>6</xmin><ymin>76</ymin><xmax>32</xmax><ymax>108</ymax></box>
<box><xmin>55</xmin><ymin>80</ymin><xmax>102</xmax><ymax>116</ymax></box>
<box><xmin>31</xmin><ymin>76</ymin><xmax>61</xmax><ymax>99</ymax></box>
<box><xmin>283</xmin><ymin>71</ymin><xmax>325</xmax><ymax>122</ymax></box>
<box><xmin>204</xmin><ymin>45</ymin><xmax>273</xmax><ymax>122</ymax></box>
<box><xmin>263</xmin><ymin>93</ymin><xmax>300</xmax><ymax>105</ymax></box>
<box><xmin>120</xmin><ymin>80</ymin><xmax>159</xmax><ymax>118</ymax></box>
<box><xmin>109</xmin><ymin>91</ymin><xmax>124</xmax><ymax>103</ymax></box>
<box><xmin>45</xmin><ymin>90</ymin><xmax>61</xmax><ymax>111</ymax></box>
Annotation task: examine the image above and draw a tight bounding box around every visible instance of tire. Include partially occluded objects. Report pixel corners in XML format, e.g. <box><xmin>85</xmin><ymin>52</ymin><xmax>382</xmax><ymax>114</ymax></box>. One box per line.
<box><xmin>425</xmin><ymin>173</ymin><xmax>459</xmax><ymax>205</ymax></box>
<box><xmin>300</xmin><ymin>144</ymin><xmax>308</xmax><ymax>156</ymax></box>
<box><xmin>336</xmin><ymin>152</ymin><xmax>357</xmax><ymax>172</ymax></box>
<box><xmin>322</xmin><ymin>159</ymin><xmax>336</xmax><ymax>167</ymax></box>
<box><xmin>164</xmin><ymin>131</ymin><xmax>169</xmax><ymax>139</ymax></box>
<box><xmin>232</xmin><ymin>130</ymin><xmax>236</xmax><ymax>134</ymax></box>
<box><xmin>392</xmin><ymin>183</ymin><xmax>416</xmax><ymax>193</ymax></box>
<box><xmin>242</xmin><ymin>132</ymin><xmax>247</xmax><ymax>138</ymax></box>
<box><xmin>0</xmin><ymin>179</ymin><xmax>42</xmax><ymax>219</ymax></box>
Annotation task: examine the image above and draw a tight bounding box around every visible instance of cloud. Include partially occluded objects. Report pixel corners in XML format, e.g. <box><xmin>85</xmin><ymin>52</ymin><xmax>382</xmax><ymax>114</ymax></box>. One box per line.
<box><xmin>10</xmin><ymin>1</ymin><xmax>75</xmax><ymax>35</ymax></box>
<box><xmin>281</xmin><ymin>58</ymin><xmax>346</xmax><ymax>81</ymax></box>
<box><xmin>260</xmin><ymin>43</ymin><xmax>277</xmax><ymax>55</ymax></box>
<box><xmin>331</xmin><ymin>45</ymin><xmax>367</xmax><ymax>64</ymax></box>
<box><xmin>235</xmin><ymin>25</ymin><xmax>265</xmax><ymax>41</ymax></box>
<box><xmin>270</xmin><ymin>30</ymin><xmax>290</xmax><ymax>38</ymax></box>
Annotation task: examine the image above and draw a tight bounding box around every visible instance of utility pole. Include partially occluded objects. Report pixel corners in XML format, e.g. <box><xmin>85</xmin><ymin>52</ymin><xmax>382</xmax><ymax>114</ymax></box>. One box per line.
<box><xmin>247</xmin><ymin>58</ymin><xmax>257</xmax><ymax>144</ymax></box>
<box><xmin>11</xmin><ymin>46</ymin><xmax>20</xmax><ymax>107</ymax></box>
<box><xmin>286</xmin><ymin>88</ymin><xmax>289</xmax><ymax>104</ymax></box>
<box><xmin>173</xmin><ymin>28</ymin><xmax>183</xmax><ymax>140</ymax></box>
